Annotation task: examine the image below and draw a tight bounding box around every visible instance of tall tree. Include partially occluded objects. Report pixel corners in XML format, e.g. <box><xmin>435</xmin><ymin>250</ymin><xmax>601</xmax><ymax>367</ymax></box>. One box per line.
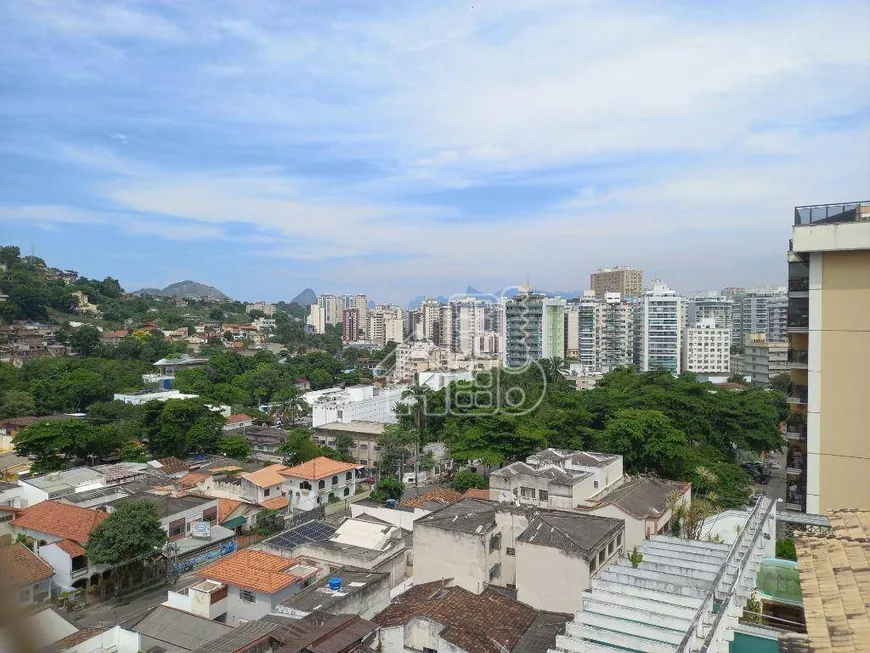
<box><xmin>270</xmin><ymin>387</ymin><xmax>309</xmax><ymax>427</ymax></box>
<box><xmin>86</xmin><ymin>500</ymin><xmax>167</xmax><ymax>585</ymax></box>
<box><xmin>277</xmin><ymin>428</ymin><xmax>321</xmax><ymax>466</ymax></box>
<box><xmin>70</xmin><ymin>326</ymin><xmax>102</xmax><ymax>357</ymax></box>
<box><xmin>595</xmin><ymin>408</ymin><xmax>689</xmax><ymax>478</ymax></box>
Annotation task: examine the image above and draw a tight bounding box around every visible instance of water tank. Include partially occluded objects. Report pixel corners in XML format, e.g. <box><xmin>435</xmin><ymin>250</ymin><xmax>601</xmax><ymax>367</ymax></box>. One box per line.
<box><xmin>329</xmin><ymin>577</ymin><xmax>342</xmax><ymax>591</ymax></box>
<box><xmin>385</xmin><ymin>499</ymin><xmax>397</xmax><ymax>509</ymax></box>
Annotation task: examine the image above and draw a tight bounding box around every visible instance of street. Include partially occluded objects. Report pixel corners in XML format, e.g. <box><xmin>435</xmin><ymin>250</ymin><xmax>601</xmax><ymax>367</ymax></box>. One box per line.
<box><xmin>74</xmin><ymin>571</ymin><xmax>202</xmax><ymax>629</ymax></box>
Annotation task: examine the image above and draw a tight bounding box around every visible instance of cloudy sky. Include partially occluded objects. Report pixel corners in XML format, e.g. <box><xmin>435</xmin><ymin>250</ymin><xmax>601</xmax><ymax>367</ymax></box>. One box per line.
<box><xmin>1</xmin><ymin>0</ymin><xmax>868</xmax><ymax>303</ymax></box>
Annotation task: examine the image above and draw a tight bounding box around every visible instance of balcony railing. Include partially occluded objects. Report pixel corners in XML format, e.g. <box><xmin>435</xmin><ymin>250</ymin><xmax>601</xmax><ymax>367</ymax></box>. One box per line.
<box><xmin>787</xmin><ymin>385</ymin><xmax>808</xmax><ymax>404</ymax></box>
<box><xmin>788</xmin><ymin>278</ymin><xmax>809</xmax><ymax>292</ymax></box>
<box><xmin>794</xmin><ymin>201</ymin><xmax>870</xmax><ymax>226</ymax></box>
<box><xmin>788</xmin><ymin>350</ymin><xmax>808</xmax><ymax>365</ymax></box>
<box><xmin>788</xmin><ymin>315</ymin><xmax>809</xmax><ymax>329</ymax></box>
<box><xmin>786</xmin><ymin>456</ymin><xmax>806</xmax><ymax>473</ymax></box>
<box><xmin>786</xmin><ymin>425</ymin><xmax>807</xmax><ymax>441</ymax></box>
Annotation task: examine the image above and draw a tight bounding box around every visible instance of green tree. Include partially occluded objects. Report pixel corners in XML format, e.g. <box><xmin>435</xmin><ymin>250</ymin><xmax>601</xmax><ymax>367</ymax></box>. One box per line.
<box><xmin>308</xmin><ymin>369</ymin><xmax>333</xmax><ymax>390</ymax></box>
<box><xmin>218</xmin><ymin>435</ymin><xmax>252</xmax><ymax>460</ymax></box>
<box><xmin>333</xmin><ymin>432</ymin><xmax>355</xmax><ymax>457</ymax></box>
<box><xmin>253</xmin><ymin>509</ymin><xmax>284</xmax><ymax>536</ymax></box>
<box><xmin>14</xmin><ymin>420</ymin><xmax>127</xmax><ymax>473</ymax></box>
<box><xmin>276</xmin><ymin>428</ymin><xmax>321</xmax><ymax>465</ymax></box>
<box><xmin>452</xmin><ymin>470</ymin><xmax>487</xmax><ymax>493</ymax></box>
<box><xmin>769</xmin><ymin>373</ymin><xmax>791</xmax><ymax>393</ymax></box>
<box><xmin>269</xmin><ymin>387</ymin><xmax>309</xmax><ymax>427</ymax></box>
<box><xmin>86</xmin><ymin>500</ymin><xmax>167</xmax><ymax>585</ymax></box>
<box><xmin>371</xmin><ymin>477</ymin><xmax>404</xmax><ymax>502</ymax></box>
<box><xmin>70</xmin><ymin>325</ymin><xmax>102</xmax><ymax>357</ymax></box>
<box><xmin>146</xmin><ymin>399</ymin><xmax>226</xmax><ymax>458</ymax></box>
<box><xmin>0</xmin><ymin>390</ymin><xmax>36</xmax><ymax>418</ymax></box>
<box><xmin>376</xmin><ymin>424</ymin><xmax>415</xmax><ymax>478</ymax></box>
<box><xmin>596</xmin><ymin>409</ymin><xmax>688</xmax><ymax>478</ymax></box>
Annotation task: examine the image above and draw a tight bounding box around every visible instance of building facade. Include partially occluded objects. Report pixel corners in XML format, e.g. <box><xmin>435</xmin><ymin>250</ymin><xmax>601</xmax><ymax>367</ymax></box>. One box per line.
<box><xmin>342</xmin><ymin>308</ymin><xmax>361</xmax><ymax>343</ymax></box>
<box><xmin>786</xmin><ymin>201</ymin><xmax>870</xmax><ymax>514</ymax></box>
<box><xmin>590</xmin><ymin>267</ymin><xmax>644</xmax><ymax>299</ymax></box>
<box><xmin>743</xmin><ymin>333</ymin><xmax>787</xmax><ymax>386</ymax></box>
<box><xmin>684</xmin><ymin>318</ymin><xmax>731</xmax><ymax>374</ymax></box>
<box><xmin>505</xmin><ymin>291</ymin><xmax>565</xmax><ymax>367</ymax></box>
<box><xmin>633</xmin><ymin>281</ymin><xmax>685</xmax><ymax>374</ymax></box>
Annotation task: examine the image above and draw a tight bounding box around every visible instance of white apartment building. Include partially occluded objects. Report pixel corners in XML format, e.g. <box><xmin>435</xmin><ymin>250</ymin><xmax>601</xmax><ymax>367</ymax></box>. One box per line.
<box><xmin>633</xmin><ymin>281</ymin><xmax>686</xmax><ymax>374</ymax></box>
<box><xmin>684</xmin><ymin>317</ymin><xmax>731</xmax><ymax>374</ymax></box>
<box><xmin>451</xmin><ymin>297</ymin><xmax>487</xmax><ymax>356</ymax></box>
<box><xmin>394</xmin><ymin>341</ymin><xmax>501</xmax><ymax>382</ymax></box>
<box><xmin>367</xmin><ymin>305</ymin><xmax>404</xmax><ymax>347</ymax></box>
<box><xmin>566</xmin><ymin>293</ymin><xmax>635</xmax><ymax>371</ymax></box>
<box><xmin>245</xmin><ymin>302</ymin><xmax>275</xmax><ymax>317</ymax></box>
<box><xmin>505</xmin><ymin>291</ymin><xmax>566</xmax><ymax>367</ymax></box>
<box><xmin>766</xmin><ymin>294</ymin><xmax>789</xmax><ymax>343</ymax></box>
<box><xmin>738</xmin><ymin>289</ymin><xmax>788</xmax><ymax>346</ymax></box>
<box><xmin>687</xmin><ymin>293</ymin><xmax>733</xmax><ymax>331</ymax></box>
<box><xmin>306</xmin><ymin>385</ymin><xmax>406</xmax><ymax>428</ymax></box>
<box><xmin>307</xmin><ymin>304</ymin><xmax>326</xmax><ymax>334</ymax></box>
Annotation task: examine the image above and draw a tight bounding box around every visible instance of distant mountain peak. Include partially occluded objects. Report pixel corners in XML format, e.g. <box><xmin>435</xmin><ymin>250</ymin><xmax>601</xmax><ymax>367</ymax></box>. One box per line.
<box><xmin>291</xmin><ymin>288</ymin><xmax>317</xmax><ymax>305</ymax></box>
<box><xmin>134</xmin><ymin>280</ymin><xmax>228</xmax><ymax>300</ymax></box>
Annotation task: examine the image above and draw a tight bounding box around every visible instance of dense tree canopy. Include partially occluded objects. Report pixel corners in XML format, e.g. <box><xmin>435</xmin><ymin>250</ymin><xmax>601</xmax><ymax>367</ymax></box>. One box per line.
<box><xmin>86</xmin><ymin>500</ymin><xmax>167</xmax><ymax>566</ymax></box>
<box><xmin>13</xmin><ymin>420</ymin><xmax>128</xmax><ymax>473</ymax></box>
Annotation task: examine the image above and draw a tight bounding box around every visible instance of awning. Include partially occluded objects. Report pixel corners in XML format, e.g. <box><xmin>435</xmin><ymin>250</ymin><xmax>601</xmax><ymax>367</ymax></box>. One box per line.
<box><xmin>221</xmin><ymin>515</ymin><xmax>247</xmax><ymax>529</ymax></box>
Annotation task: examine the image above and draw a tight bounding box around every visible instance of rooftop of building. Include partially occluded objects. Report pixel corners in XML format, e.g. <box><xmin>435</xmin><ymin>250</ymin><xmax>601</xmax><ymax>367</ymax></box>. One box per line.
<box><xmin>149</xmin><ymin>456</ymin><xmax>191</xmax><ymax>475</ymax></box>
<box><xmin>490</xmin><ymin>461</ymin><xmax>591</xmax><ymax>486</ymax></box>
<box><xmin>0</xmin><ymin>542</ymin><xmax>55</xmax><ymax>588</ymax></box>
<box><xmin>198</xmin><ymin>548</ymin><xmax>318</xmax><ymax>595</ymax></box>
<box><xmin>153</xmin><ymin>353</ymin><xmax>209</xmax><ymax>366</ymax></box>
<box><xmin>400</xmin><ymin>487</ymin><xmax>464</xmax><ymax>510</ymax></box>
<box><xmin>108</xmin><ymin>491</ymin><xmax>214</xmax><ymax>518</ymax></box>
<box><xmin>528</xmin><ymin>448</ymin><xmax>620</xmax><ymax>469</ymax></box>
<box><xmin>511</xmin><ymin>611</ymin><xmax>571</xmax><ymax>653</ymax></box>
<box><xmin>313</xmin><ymin>421</ymin><xmax>386</xmax><ymax>435</ymax></box>
<box><xmin>791</xmin><ymin>508</ymin><xmax>870</xmax><ymax>653</ymax></box>
<box><xmin>188</xmin><ymin>619</ymin><xmax>278</xmax><ymax>653</ymax></box>
<box><xmin>578</xmin><ymin>475</ymin><xmax>690</xmax><ymax>518</ymax></box>
<box><xmin>21</xmin><ymin>466</ymin><xmax>103</xmax><ymax>494</ymax></box>
<box><xmin>12</xmin><ymin>500</ymin><xmax>108</xmax><ymax>543</ymax></box>
<box><xmin>242</xmin><ymin>463</ymin><xmax>289</xmax><ymax>488</ymax></box>
<box><xmin>517</xmin><ymin>511</ymin><xmax>623</xmax><ymax>561</ymax></box>
<box><xmin>268</xmin><ymin>611</ymin><xmax>378</xmax><ymax>653</ymax></box>
<box><xmin>281</xmin><ymin>456</ymin><xmax>361</xmax><ymax>481</ymax></box>
<box><xmin>265</xmin><ymin>520</ymin><xmax>338</xmax><ymax>550</ymax></box>
<box><xmin>240</xmin><ymin>424</ymin><xmax>290</xmax><ymax>443</ymax></box>
<box><xmin>124</xmin><ymin>605</ymin><xmax>233</xmax><ymax>652</ymax></box>
<box><xmin>373</xmin><ymin>581</ymin><xmax>538</xmax><ymax>653</ymax></box>
<box><xmin>225</xmin><ymin>413</ymin><xmax>254</xmax><ymax>425</ymax></box>
<box><xmin>278</xmin><ymin>568</ymin><xmax>389</xmax><ymax>613</ymax></box>
<box><xmin>794</xmin><ymin>200</ymin><xmax>870</xmax><ymax>226</ymax></box>
<box><xmin>414</xmin><ymin>497</ymin><xmax>499</xmax><ymax>535</ymax></box>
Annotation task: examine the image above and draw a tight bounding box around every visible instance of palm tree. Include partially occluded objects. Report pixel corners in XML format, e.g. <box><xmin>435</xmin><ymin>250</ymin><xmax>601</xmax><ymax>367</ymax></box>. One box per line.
<box><xmin>270</xmin><ymin>387</ymin><xmax>309</xmax><ymax>428</ymax></box>
<box><xmin>401</xmin><ymin>377</ymin><xmax>429</xmax><ymax>490</ymax></box>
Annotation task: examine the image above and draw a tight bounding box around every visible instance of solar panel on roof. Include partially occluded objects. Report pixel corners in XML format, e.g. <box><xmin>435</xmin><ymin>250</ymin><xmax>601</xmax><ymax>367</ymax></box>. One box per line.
<box><xmin>267</xmin><ymin>521</ymin><xmax>336</xmax><ymax>549</ymax></box>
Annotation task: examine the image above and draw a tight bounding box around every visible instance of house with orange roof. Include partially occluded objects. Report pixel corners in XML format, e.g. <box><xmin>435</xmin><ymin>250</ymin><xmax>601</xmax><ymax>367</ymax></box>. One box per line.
<box><xmin>0</xmin><ymin>542</ymin><xmax>55</xmax><ymax>605</ymax></box>
<box><xmin>222</xmin><ymin>413</ymin><xmax>255</xmax><ymax>431</ymax></box>
<box><xmin>195</xmin><ymin>548</ymin><xmax>320</xmax><ymax>626</ymax></box>
<box><xmin>280</xmin><ymin>456</ymin><xmax>363</xmax><ymax>512</ymax></box>
<box><xmin>11</xmin><ymin>500</ymin><xmax>111</xmax><ymax>591</ymax></box>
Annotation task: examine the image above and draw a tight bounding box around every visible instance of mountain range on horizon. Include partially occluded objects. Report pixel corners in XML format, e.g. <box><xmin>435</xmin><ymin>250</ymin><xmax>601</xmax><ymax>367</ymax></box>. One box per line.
<box><xmin>133</xmin><ymin>280</ymin><xmax>230</xmax><ymax>301</ymax></box>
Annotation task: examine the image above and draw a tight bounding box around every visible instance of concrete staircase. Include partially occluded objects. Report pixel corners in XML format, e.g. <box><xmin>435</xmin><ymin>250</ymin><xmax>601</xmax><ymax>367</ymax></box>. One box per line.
<box><xmin>550</xmin><ymin>498</ymin><xmax>774</xmax><ymax>653</ymax></box>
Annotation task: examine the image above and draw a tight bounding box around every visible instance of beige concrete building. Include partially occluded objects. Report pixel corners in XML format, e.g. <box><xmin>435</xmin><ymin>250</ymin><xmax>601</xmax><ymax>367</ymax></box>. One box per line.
<box><xmin>590</xmin><ymin>267</ymin><xmax>643</xmax><ymax>299</ymax></box>
<box><xmin>742</xmin><ymin>332</ymin><xmax>787</xmax><ymax>386</ymax></box>
<box><xmin>787</xmin><ymin>201</ymin><xmax>870</xmax><ymax>515</ymax></box>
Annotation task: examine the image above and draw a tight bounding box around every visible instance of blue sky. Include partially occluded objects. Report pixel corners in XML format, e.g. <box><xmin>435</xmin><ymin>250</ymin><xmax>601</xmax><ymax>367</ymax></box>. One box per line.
<box><xmin>1</xmin><ymin>0</ymin><xmax>868</xmax><ymax>303</ymax></box>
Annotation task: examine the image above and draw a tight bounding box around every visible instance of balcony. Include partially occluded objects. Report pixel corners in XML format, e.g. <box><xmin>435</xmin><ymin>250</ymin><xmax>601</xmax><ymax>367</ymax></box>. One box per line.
<box><xmin>786</xmin><ymin>455</ymin><xmax>806</xmax><ymax>476</ymax></box>
<box><xmin>794</xmin><ymin>201</ymin><xmax>870</xmax><ymax>226</ymax></box>
<box><xmin>787</xmin><ymin>315</ymin><xmax>809</xmax><ymax>333</ymax></box>
<box><xmin>788</xmin><ymin>350</ymin><xmax>808</xmax><ymax>368</ymax></box>
<box><xmin>786</xmin><ymin>425</ymin><xmax>807</xmax><ymax>441</ymax></box>
<box><xmin>787</xmin><ymin>385</ymin><xmax>808</xmax><ymax>404</ymax></box>
<box><xmin>787</xmin><ymin>278</ymin><xmax>809</xmax><ymax>295</ymax></box>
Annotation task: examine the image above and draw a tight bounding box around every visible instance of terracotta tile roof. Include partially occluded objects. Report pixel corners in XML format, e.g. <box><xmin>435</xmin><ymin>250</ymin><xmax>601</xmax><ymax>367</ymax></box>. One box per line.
<box><xmin>12</xmin><ymin>500</ymin><xmax>108</xmax><ymax>543</ymax></box>
<box><xmin>463</xmin><ymin>488</ymin><xmax>491</xmax><ymax>500</ymax></box>
<box><xmin>280</xmin><ymin>456</ymin><xmax>359</xmax><ymax>481</ymax></box>
<box><xmin>225</xmin><ymin>413</ymin><xmax>254</xmax><ymax>425</ymax></box>
<box><xmin>179</xmin><ymin>472</ymin><xmax>209</xmax><ymax>489</ymax></box>
<box><xmin>260</xmin><ymin>495</ymin><xmax>290</xmax><ymax>510</ymax></box>
<box><xmin>198</xmin><ymin>549</ymin><xmax>311</xmax><ymax>594</ymax></box>
<box><xmin>242</xmin><ymin>464</ymin><xmax>289</xmax><ymax>488</ymax></box>
<box><xmin>373</xmin><ymin>582</ymin><xmax>538</xmax><ymax>653</ymax></box>
<box><xmin>219</xmin><ymin>498</ymin><xmax>243</xmax><ymax>523</ymax></box>
<box><xmin>0</xmin><ymin>543</ymin><xmax>55</xmax><ymax>588</ymax></box>
<box><xmin>54</xmin><ymin>539</ymin><xmax>86</xmax><ymax>557</ymax></box>
<box><xmin>401</xmin><ymin>488</ymin><xmax>464</xmax><ymax>508</ymax></box>
<box><xmin>795</xmin><ymin>509</ymin><xmax>870</xmax><ymax>653</ymax></box>
<box><xmin>102</xmin><ymin>330</ymin><xmax>128</xmax><ymax>339</ymax></box>
<box><xmin>155</xmin><ymin>456</ymin><xmax>190</xmax><ymax>475</ymax></box>
<box><xmin>52</xmin><ymin>627</ymin><xmax>106</xmax><ymax>649</ymax></box>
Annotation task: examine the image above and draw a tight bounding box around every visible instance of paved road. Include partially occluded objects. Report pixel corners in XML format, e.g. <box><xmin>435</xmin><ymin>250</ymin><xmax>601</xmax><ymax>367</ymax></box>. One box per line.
<box><xmin>75</xmin><ymin>572</ymin><xmax>202</xmax><ymax>628</ymax></box>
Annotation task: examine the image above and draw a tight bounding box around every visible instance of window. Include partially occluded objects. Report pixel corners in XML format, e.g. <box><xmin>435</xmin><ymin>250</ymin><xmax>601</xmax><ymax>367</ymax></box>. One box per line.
<box><xmin>489</xmin><ymin>533</ymin><xmax>501</xmax><ymax>553</ymax></box>
<box><xmin>168</xmin><ymin>519</ymin><xmax>185</xmax><ymax>538</ymax></box>
<box><xmin>239</xmin><ymin>589</ymin><xmax>256</xmax><ymax>603</ymax></box>
<box><xmin>519</xmin><ymin>486</ymin><xmax>536</xmax><ymax>499</ymax></box>
<box><xmin>203</xmin><ymin>507</ymin><xmax>217</xmax><ymax>524</ymax></box>
<box><xmin>506</xmin><ymin>547</ymin><xmax>515</xmax><ymax>556</ymax></box>
<box><xmin>539</xmin><ymin>489</ymin><xmax>548</xmax><ymax>501</ymax></box>
<box><xmin>608</xmin><ymin>541</ymin><xmax>614</xmax><ymax>555</ymax></box>
<box><xmin>593</xmin><ymin>480</ymin><xmax>599</xmax><ymax>489</ymax></box>
<box><xmin>264</xmin><ymin>488</ymin><xmax>271</xmax><ymax>497</ymax></box>
<box><xmin>20</xmin><ymin>587</ymin><xmax>31</xmax><ymax>602</ymax></box>
<box><xmin>332</xmin><ymin>475</ymin><xmax>338</xmax><ymax>486</ymax></box>
<box><xmin>346</xmin><ymin>472</ymin><xmax>353</xmax><ymax>480</ymax></box>
<box><xmin>598</xmin><ymin>549</ymin><xmax>605</xmax><ymax>564</ymax></box>
<box><xmin>344</xmin><ymin>487</ymin><xmax>350</xmax><ymax>497</ymax></box>
<box><xmin>617</xmin><ymin>533</ymin><xmax>622</xmax><ymax>547</ymax></box>
<box><xmin>489</xmin><ymin>564</ymin><xmax>501</xmax><ymax>581</ymax></box>
<box><xmin>589</xmin><ymin>558</ymin><xmax>597</xmax><ymax>573</ymax></box>
<box><xmin>424</xmin><ymin>648</ymin><xmax>437</xmax><ymax>653</ymax></box>
<box><xmin>318</xmin><ymin>480</ymin><xmax>326</xmax><ymax>489</ymax></box>
<box><xmin>360</xmin><ymin>444</ymin><xmax>368</xmax><ymax>450</ymax></box>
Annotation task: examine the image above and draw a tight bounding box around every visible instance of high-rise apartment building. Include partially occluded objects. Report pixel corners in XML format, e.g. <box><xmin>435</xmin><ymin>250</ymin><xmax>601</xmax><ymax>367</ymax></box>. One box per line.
<box><xmin>341</xmin><ymin>308</ymin><xmax>361</xmax><ymax>343</ymax></box>
<box><xmin>505</xmin><ymin>291</ymin><xmax>565</xmax><ymax>367</ymax></box>
<box><xmin>738</xmin><ymin>289</ymin><xmax>788</xmax><ymax>346</ymax></box>
<box><xmin>341</xmin><ymin>295</ymin><xmax>368</xmax><ymax>338</ymax></box>
<box><xmin>590</xmin><ymin>267</ymin><xmax>644</xmax><ymax>299</ymax></box>
<box><xmin>785</xmin><ymin>201</ymin><xmax>870</xmax><ymax>514</ymax></box>
<box><xmin>367</xmin><ymin>304</ymin><xmax>404</xmax><ymax>347</ymax></box>
<box><xmin>633</xmin><ymin>281</ymin><xmax>685</xmax><ymax>374</ymax></box>
<box><xmin>687</xmin><ymin>293</ymin><xmax>733</xmax><ymax>332</ymax></box>
<box><xmin>451</xmin><ymin>297</ymin><xmax>487</xmax><ymax>357</ymax></box>
<box><xmin>245</xmin><ymin>302</ymin><xmax>275</xmax><ymax>317</ymax></box>
<box><xmin>565</xmin><ymin>293</ymin><xmax>634</xmax><ymax>371</ymax></box>
<box><xmin>766</xmin><ymin>295</ymin><xmax>789</xmax><ymax>343</ymax></box>
<box><xmin>684</xmin><ymin>318</ymin><xmax>730</xmax><ymax>374</ymax></box>
<box><xmin>420</xmin><ymin>299</ymin><xmax>442</xmax><ymax>342</ymax></box>
<box><xmin>307</xmin><ymin>304</ymin><xmax>326</xmax><ymax>334</ymax></box>
<box><xmin>743</xmin><ymin>333</ymin><xmax>787</xmax><ymax>386</ymax></box>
